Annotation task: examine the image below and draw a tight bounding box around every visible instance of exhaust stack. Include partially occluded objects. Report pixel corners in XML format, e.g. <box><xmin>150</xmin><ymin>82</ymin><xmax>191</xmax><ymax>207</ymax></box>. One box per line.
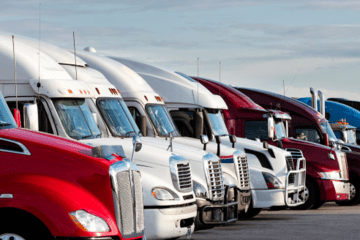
<box><xmin>310</xmin><ymin>88</ymin><xmax>318</xmax><ymax>112</ymax></box>
<box><xmin>318</xmin><ymin>90</ymin><xmax>325</xmax><ymax>116</ymax></box>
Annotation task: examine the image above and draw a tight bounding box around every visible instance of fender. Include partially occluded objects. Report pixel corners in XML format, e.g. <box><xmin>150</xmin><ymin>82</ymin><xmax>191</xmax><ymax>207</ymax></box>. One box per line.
<box><xmin>0</xmin><ymin>174</ymin><xmax>118</xmax><ymax>237</ymax></box>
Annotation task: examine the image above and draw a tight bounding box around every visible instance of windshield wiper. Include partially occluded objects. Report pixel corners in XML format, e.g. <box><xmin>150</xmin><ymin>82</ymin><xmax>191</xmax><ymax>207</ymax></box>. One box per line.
<box><xmin>81</xmin><ymin>135</ymin><xmax>93</xmax><ymax>139</ymax></box>
<box><xmin>0</xmin><ymin>122</ymin><xmax>12</xmax><ymax>127</ymax></box>
<box><xmin>95</xmin><ymin>133</ymin><xmax>102</xmax><ymax>138</ymax></box>
<box><xmin>125</xmin><ymin>131</ymin><xmax>136</xmax><ymax>137</ymax></box>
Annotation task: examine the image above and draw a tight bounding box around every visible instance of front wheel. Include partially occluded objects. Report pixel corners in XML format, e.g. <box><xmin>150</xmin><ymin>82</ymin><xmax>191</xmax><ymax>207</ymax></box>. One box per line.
<box><xmin>337</xmin><ymin>178</ymin><xmax>360</xmax><ymax>206</ymax></box>
<box><xmin>294</xmin><ymin>179</ymin><xmax>317</xmax><ymax>210</ymax></box>
<box><xmin>243</xmin><ymin>202</ymin><xmax>262</xmax><ymax>219</ymax></box>
<box><xmin>0</xmin><ymin>220</ymin><xmax>52</xmax><ymax>240</ymax></box>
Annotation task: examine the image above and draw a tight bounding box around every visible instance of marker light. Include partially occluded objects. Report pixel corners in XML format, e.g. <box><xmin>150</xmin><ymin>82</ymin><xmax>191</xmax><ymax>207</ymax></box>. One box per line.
<box><xmin>144</xmin><ymin>95</ymin><xmax>148</xmax><ymax>101</ymax></box>
<box><xmin>68</xmin><ymin>90</ymin><xmax>73</xmax><ymax>94</ymax></box>
<box><xmin>95</xmin><ymin>88</ymin><xmax>100</xmax><ymax>95</ymax></box>
<box><xmin>79</xmin><ymin>90</ymin><xmax>83</xmax><ymax>94</ymax></box>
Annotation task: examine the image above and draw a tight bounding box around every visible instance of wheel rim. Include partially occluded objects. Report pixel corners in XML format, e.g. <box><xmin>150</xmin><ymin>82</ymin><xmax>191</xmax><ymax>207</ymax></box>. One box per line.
<box><xmin>304</xmin><ymin>186</ymin><xmax>309</xmax><ymax>202</ymax></box>
<box><xmin>349</xmin><ymin>183</ymin><xmax>356</xmax><ymax>200</ymax></box>
<box><xmin>0</xmin><ymin>233</ymin><xmax>25</xmax><ymax>240</ymax></box>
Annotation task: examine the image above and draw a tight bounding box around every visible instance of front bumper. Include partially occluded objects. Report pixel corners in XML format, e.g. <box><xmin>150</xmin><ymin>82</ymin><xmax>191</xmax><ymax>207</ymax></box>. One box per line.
<box><xmin>318</xmin><ymin>179</ymin><xmax>350</xmax><ymax>201</ymax></box>
<box><xmin>251</xmin><ymin>189</ymin><xmax>287</xmax><ymax>208</ymax></box>
<box><xmin>144</xmin><ymin>204</ymin><xmax>197</xmax><ymax>240</ymax></box>
<box><xmin>196</xmin><ymin>185</ymin><xmax>239</xmax><ymax>226</ymax></box>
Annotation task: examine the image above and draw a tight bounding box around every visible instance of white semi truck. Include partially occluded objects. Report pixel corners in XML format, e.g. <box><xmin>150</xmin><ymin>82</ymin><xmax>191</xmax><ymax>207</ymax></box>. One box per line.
<box><xmin>64</xmin><ymin>52</ymin><xmax>245</xmax><ymax>229</ymax></box>
<box><xmin>0</xmin><ymin>35</ymin><xmax>197</xmax><ymax>239</ymax></box>
<box><xmin>104</xmin><ymin>56</ymin><xmax>306</xmax><ymax>216</ymax></box>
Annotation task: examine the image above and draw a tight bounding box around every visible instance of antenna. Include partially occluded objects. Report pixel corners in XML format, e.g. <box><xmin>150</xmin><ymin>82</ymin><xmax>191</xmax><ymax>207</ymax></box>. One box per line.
<box><xmin>283</xmin><ymin>80</ymin><xmax>285</xmax><ymax>98</ymax></box>
<box><xmin>197</xmin><ymin>58</ymin><xmax>199</xmax><ymax>77</ymax></box>
<box><xmin>219</xmin><ymin>61</ymin><xmax>221</xmax><ymax>96</ymax></box>
<box><xmin>73</xmin><ymin>31</ymin><xmax>78</xmax><ymax>80</ymax></box>
<box><xmin>12</xmin><ymin>35</ymin><xmax>18</xmax><ymax>110</ymax></box>
<box><xmin>37</xmin><ymin>3</ymin><xmax>41</xmax><ymax>98</ymax></box>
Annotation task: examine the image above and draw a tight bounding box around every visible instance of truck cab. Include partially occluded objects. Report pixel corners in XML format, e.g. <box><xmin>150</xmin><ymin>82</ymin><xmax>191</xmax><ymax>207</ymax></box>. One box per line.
<box><xmin>71</xmin><ymin>49</ymin><xmax>242</xmax><ymax>228</ymax></box>
<box><xmin>0</xmin><ymin>76</ymin><xmax>144</xmax><ymax>239</ymax></box>
<box><xmin>237</xmin><ymin>87</ymin><xmax>354</xmax><ymax>206</ymax></box>
<box><xmin>0</xmin><ymin>35</ymin><xmax>196</xmax><ymax>240</ymax></box>
<box><xmin>329</xmin><ymin>121</ymin><xmax>357</xmax><ymax>146</ymax></box>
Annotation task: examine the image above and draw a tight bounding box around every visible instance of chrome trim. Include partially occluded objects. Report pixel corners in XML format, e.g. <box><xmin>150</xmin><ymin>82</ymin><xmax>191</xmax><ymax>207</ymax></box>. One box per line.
<box><xmin>336</xmin><ymin>151</ymin><xmax>349</xmax><ymax>180</ymax></box>
<box><xmin>285</xmin><ymin>158</ymin><xmax>306</xmax><ymax>206</ymax></box>
<box><xmin>0</xmin><ymin>194</ymin><xmax>13</xmax><ymax>199</ymax></box>
<box><xmin>0</xmin><ymin>137</ymin><xmax>31</xmax><ymax>156</ymax></box>
<box><xmin>203</xmin><ymin>153</ymin><xmax>224</xmax><ymax>201</ymax></box>
<box><xmin>169</xmin><ymin>155</ymin><xmax>193</xmax><ymax>193</ymax></box>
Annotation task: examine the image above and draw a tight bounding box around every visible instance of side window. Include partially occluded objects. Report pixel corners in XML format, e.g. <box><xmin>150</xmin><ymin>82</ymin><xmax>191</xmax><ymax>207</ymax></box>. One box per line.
<box><xmin>244</xmin><ymin>121</ymin><xmax>269</xmax><ymax>140</ymax></box>
<box><xmin>128</xmin><ymin>107</ymin><xmax>141</xmax><ymax>122</ymax></box>
<box><xmin>295</xmin><ymin>128</ymin><xmax>320</xmax><ymax>143</ymax></box>
<box><xmin>170</xmin><ymin>111</ymin><xmax>195</xmax><ymax>138</ymax></box>
<box><xmin>8</xmin><ymin>101</ymin><xmax>53</xmax><ymax>134</ymax></box>
<box><xmin>333</xmin><ymin>131</ymin><xmax>341</xmax><ymax>140</ymax></box>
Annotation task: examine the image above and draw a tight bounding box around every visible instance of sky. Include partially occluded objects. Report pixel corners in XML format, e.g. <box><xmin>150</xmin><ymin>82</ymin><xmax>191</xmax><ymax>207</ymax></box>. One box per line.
<box><xmin>1</xmin><ymin>0</ymin><xmax>360</xmax><ymax>100</ymax></box>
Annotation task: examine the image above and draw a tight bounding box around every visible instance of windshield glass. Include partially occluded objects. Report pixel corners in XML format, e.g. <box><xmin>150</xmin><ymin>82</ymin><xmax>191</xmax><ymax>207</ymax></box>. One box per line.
<box><xmin>348</xmin><ymin>129</ymin><xmax>357</xmax><ymax>144</ymax></box>
<box><xmin>97</xmin><ymin>98</ymin><xmax>140</xmax><ymax>137</ymax></box>
<box><xmin>206</xmin><ymin>109</ymin><xmax>229</xmax><ymax>136</ymax></box>
<box><xmin>0</xmin><ymin>92</ymin><xmax>17</xmax><ymax>129</ymax></box>
<box><xmin>319</xmin><ymin>119</ymin><xmax>337</xmax><ymax>141</ymax></box>
<box><xmin>53</xmin><ymin>99</ymin><xmax>101</xmax><ymax>140</ymax></box>
<box><xmin>275</xmin><ymin>120</ymin><xmax>287</xmax><ymax>139</ymax></box>
<box><xmin>146</xmin><ymin>104</ymin><xmax>176</xmax><ymax>137</ymax></box>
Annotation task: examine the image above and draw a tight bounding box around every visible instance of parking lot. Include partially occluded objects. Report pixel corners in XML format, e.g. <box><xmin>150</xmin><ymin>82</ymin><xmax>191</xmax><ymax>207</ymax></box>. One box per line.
<box><xmin>180</xmin><ymin>203</ymin><xmax>360</xmax><ymax>240</ymax></box>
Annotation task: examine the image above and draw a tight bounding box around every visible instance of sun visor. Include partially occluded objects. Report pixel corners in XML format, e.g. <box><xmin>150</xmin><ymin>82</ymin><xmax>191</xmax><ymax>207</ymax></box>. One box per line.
<box><xmin>199</xmin><ymin>93</ymin><xmax>228</xmax><ymax>110</ymax></box>
<box><xmin>29</xmin><ymin>79</ymin><xmax>95</xmax><ymax>98</ymax></box>
<box><xmin>270</xmin><ymin>110</ymin><xmax>292</xmax><ymax>120</ymax></box>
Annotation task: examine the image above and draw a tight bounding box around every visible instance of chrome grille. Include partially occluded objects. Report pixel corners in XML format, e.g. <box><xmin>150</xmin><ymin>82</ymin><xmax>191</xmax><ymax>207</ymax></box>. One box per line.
<box><xmin>340</xmin><ymin>154</ymin><xmax>349</xmax><ymax>180</ymax></box>
<box><xmin>117</xmin><ymin>172</ymin><xmax>134</xmax><ymax>235</ymax></box>
<box><xmin>285</xmin><ymin>156</ymin><xmax>295</xmax><ymax>184</ymax></box>
<box><xmin>110</xmin><ymin>160</ymin><xmax>144</xmax><ymax>239</ymax></box>
<box><xmin>177</xmin><ymin>163</ymin><xmax>192</xmax><ymax>190</ymax></box>
<box><xmin>286</xmin><ymin>148</ymin><xmax>304</xmax><ymax>160</ymax></box>
<box><xmin>237</xmin><ymin>156</ymin><xmax>250</xmax><ymax>189</ymax></box>
<box><xmin>208</xmin><ymin>160</ymin><xmax>225</xmax><ymax>200</ymax></box>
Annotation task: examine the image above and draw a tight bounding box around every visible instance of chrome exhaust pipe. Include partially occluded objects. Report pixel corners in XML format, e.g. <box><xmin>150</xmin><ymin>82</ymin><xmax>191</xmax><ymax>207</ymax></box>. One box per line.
<box><xmin>318</xmin><ymin>90</ymin><xmax>325</xmax><ymax>116</ymax></box>
<box><xmin>310</xmin><ymin>87</ymin><xmax>318</xmax><ymax>112</ymax></box>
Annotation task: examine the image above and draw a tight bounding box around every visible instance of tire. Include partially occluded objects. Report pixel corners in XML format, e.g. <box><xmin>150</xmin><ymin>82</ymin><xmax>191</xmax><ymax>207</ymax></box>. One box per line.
<box><xmin>294</xmin><ymin>179</ymin><xmax>317</xmax><ymax>210</ymax></box>
<box><xmin>337</xmin><ymin>178</ymin><xmax>360</xmax><ymax>206</ymax></box>
<box><xmin>243</xmin><ymin>202</ymin><xmax>262</xmax><ymax>219</ymax></box>
<box><xmin>312</xmin><ymin>200</ymin><xmax>325</xmax><ymax>209</ymax></box>
<box><xmin>237</xmin><ymin>210</ymin><xmax>245</xmax><ymax>220</ymax></box>
<box><xmin>0</xmin><ymin>217</ymin><xmax>52</xmax><ymax>240</ymax></box>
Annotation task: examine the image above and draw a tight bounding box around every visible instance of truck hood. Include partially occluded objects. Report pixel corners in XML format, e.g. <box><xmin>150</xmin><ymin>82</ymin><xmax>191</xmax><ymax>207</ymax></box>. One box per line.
<box><xmin>80</xmin><ymin>137</ymin><xmax>176</xmax><ymax>168</ymax></box>
<box><xmin>283</xmin><ymin>137</ymin><xmax>332</xmax><ymax>150</ymax></box>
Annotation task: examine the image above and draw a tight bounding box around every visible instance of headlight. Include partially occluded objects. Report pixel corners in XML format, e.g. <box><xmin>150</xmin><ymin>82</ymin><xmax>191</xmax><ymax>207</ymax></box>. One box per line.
<box><xmin>223</xmin><ymin>172</ymin><xmax>237</xmax><ymax>186</ymax></box>
<box><xmin>328</xmin><ymin>152</ymin><xmax>336</xmax><ymax>160</ymax></box>
<box><xmin>69</xmin><ymin>210</ymin><xmax>110</xmax><ymax>232</ymax></box>
<box><xmin>151</xmin><ymin>187</ymin><xmax>179</xmax><ymax>200</ymax></box>
<box><xmin>318</xmin><ymin>171</ymin><xmax>341</xmax><ymax>180</ymax></box>
<box><xmin>262</xmin><ymin>172</ymin><xmax>283</xmax><ymax>189</ymax></box>
<box><xmin>193</xmin><ymin>181</ymin><xmax>207</xmax><ymax>199</ymax></box>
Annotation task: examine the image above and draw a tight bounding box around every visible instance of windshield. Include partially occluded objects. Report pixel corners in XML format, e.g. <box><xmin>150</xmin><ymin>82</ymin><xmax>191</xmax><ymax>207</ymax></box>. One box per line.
<box><xmin>53</xmin><ymin>99</ymin><xmax>101</xmax><ymax>140</ymax></box>
<box><xmin>0</xmin><ymin>92</ymin><xmax>17</xmax><ymax>129</ymax></box>
<box><xmin>275</xmin><ymin>121</ymin><xmax>287</xmax><ymax>139</ymax></box>
<box><xmin>206</xmin><ymin>109</ymin><xmax>229</xmax><ymax>136</ymax></box>
<box><xmin>97</xmin><ymin>98</ymin><xmax>140</xmax><ymax>137</ymax></box>
<box><xmin>319</xmin><ymin>119</ymin><xmax>337</xmax><ymax>141</ymax></box>
<box><xmin>146</xmin><ymin>104</ymin><xmax>176</xmax><ymax>137</ymax></box>
<box><xmin>348</xmin><ymin>129</ymin><xmax>357</xmax><ymax>144</ymax></box>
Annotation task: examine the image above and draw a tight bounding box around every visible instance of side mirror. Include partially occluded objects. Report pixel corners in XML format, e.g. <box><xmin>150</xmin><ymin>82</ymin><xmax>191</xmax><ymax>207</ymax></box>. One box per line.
<box><xmin>341</xmin><ymin>130</ymin><xmax>348</xmax><ymax>143</ymax></box>
<box><xmin>200</xmin><ymin>135</ymin><xmax>209</xmax><ymax>150</ymax></box>
<box><xmin>136</xmin><ymin>116</ymin><xmax>147</xmax><ymax>137</ymax></box>
<box><xmin>323</xmin><ymin>133</ymin><xmax>330</xmax><ymax>147</ymax></box>
<box><xmin>133</xmin><ymin>135</ymin><xmax>142</xmax><ymax>152</ymax></box>
<box><xmin>13</xmin><ymin>109</ymin><xmax>21</xmax><ymax>128</ymax></box>
<box><xmin>215</xmin><ymin>135</ymin><xmax>221</xmax><ymax>156</ymax></box>
<box><xmin>268</xmin><ymin>117</ymin><xmax>275</xmax><ymax>139</ymax></box>
<box><xmin>229</xmin><ymin>135</ymin><xmax>236</xmax><ymax>148</ymax></box>
<box><xmin>23</xmin><ymin>103</ymin><xmax>39</xmax><ymax>130</ymax></box>
<box><xmin>92</xmin><ymin>113</ymin><xmax>98</xmax><ymax>126</ymax></box>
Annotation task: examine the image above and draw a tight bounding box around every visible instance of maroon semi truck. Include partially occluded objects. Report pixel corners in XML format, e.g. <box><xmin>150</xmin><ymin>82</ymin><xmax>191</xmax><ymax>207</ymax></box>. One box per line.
<box><xmin>192</xmin><ymin>77</ymin><xmax>351</xmax><ymax>209</ymax></box>
<box><xmin>0</xmin><ymin>90</ymin><xmax>145</xmax><ymax>239</ymax></box>
<box><xmin>235</xmin><ymin>87</ymin><xmax>359</xmax><ymax>206</ymax></box>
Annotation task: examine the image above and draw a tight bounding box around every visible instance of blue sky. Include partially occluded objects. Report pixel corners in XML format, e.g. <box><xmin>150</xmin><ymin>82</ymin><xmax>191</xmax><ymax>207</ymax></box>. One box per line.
<box><xmin>2</xmin><ymin>0</ymin><xmax>360</xmax><ymax>100</ymax></box>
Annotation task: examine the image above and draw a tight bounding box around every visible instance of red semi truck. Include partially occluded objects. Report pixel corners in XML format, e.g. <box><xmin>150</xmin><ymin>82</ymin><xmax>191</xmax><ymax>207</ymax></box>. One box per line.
<box><xmin>193</xmin><ymin>77</ymin><xmax>351</xmax><ymax>209</ymax></box>
<box><xmin>0</xmin><ymin>91</ymin><xmax>144</xmax><ymax>239</ymax></box>
<box><xmin>234</xmin><ymin>87</ymin><xmax>357</xmax><ymax>206</ymax></box>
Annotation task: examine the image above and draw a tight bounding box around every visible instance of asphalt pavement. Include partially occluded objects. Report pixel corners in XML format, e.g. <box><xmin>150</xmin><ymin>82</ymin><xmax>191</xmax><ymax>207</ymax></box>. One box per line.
<box><xmin>179</xmin><ymin>203</ymin><xmax>360</xmax><ymax>240</ymax></box>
